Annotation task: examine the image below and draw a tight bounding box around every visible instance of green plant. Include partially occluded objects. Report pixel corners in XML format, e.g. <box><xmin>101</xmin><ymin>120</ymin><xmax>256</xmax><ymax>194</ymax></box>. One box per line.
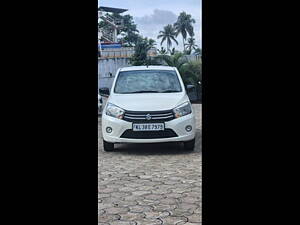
<box><xmin>180</xmin><ymin>60</ymin><xmax>202</xmax><ymax>85</ymax></box>
<box><xmin>154</xmin><ymin>53</ymin><xmax>202</xmax><ymax>86</ymax></box>
<box><xmin>158</xmin><ymin>47</ymin><xmax>167</xmax><ymax>55</ymax></box>
<box><xmin>170</xmin><ymin>47</ymin><xmax>177</xmax><ymax>55</ymax></box>
<box><xmin>130</xmin><ymin>37</ymin><xmax>157</xmax><ymax>66</ymax></box>
<box><xmin>155</xmin><ymin>52</ymin><xmax>188</xmax><ymax>69</ymax></box>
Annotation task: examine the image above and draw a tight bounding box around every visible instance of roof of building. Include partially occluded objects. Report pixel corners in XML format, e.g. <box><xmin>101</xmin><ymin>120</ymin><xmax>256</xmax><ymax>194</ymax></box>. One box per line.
<box><xmin>98</xmin><ymin>6</ymin><xmax>128</xmax><ymax>13</ymax></box>
<box><xmin>120</xmin><ymin>66</ymin><xmax>176</xmax><ymax>72</ymax></box>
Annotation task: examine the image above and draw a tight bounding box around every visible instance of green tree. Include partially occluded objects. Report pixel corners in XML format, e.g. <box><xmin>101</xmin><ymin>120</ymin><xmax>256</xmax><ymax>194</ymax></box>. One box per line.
<box><xmin>174</xmin><ymin>12</ymin><xmax>196</xmax><ymax>51</ymax></box>
<box><xmin>170</xmin><ymin>47</ymin><xmax>177</xmax><ymax>55</ymax></box>
<box><xmin>158</xmin><ymin>47</ymin><xmax>167</xmax><ymax>55</ymax></box>
<box><xmin>117</xmin><ymin>14</ymin><xmax>140</xmax><ymax>46</ymax></box>
<box><xmin>194</xmin><ymin>48</ymin><xmax>202</xmax><ymax>56</ymax></box>
<box><xmin>154</xmin><ymin>53</ymin><xmax>201</xmax><ymax>86</ymax></box>
<box><xmin>180</xmin><ymin>60</ymin><xmax>202</xmax><ymax>85</ymax></box>
<box><xmin>157</xmin><ymin>24</ymin><xmax>178</xmax><ymax>53</ymax></box>
<box><xmin>120</xmin><ymin>32</ymin><xmax>140</xmax><ymax>46</ymax></box>
<box><xmin>130</xmin><ymin>37</ymin><xmax>157</xmax><ymax>66</ymax></box>
<box><xmin>155</xmin><ymin>52</ymin><xmax>188</xmax><ymax>72</ymax></box>
<box><xmin>148</xmin><ymin>38</ymin><xmax>156</xmax><ymax>48</ymax></box>
<box><xmin>115</xmin><ymin>14</ymin><xmax>140</xmax><ymax>46</ymax></box>
<box><xmin>184</xmin><ymin>36</ymin><xmax>198</xmax><ymax>55</ymax></box>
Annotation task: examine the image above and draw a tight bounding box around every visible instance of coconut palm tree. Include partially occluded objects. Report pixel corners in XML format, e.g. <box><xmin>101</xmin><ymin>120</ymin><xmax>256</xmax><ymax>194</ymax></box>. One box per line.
<box><xmin>130</xmin><ymin>37</ymin><xmax>157</xmax><ymax>66</ymax></box>
<box><xmin>158</xmin><ymin>47</ymin><xmax>167</xmax><ymax>55</ymax></box>
<box><xmin>152</xmin><ymin>52</ymin><xmax>202</xmax><ymax>87</ymax></box>
<box><xmin>170</xmin><ymin>47</ymin><xmax>177</xmax><ymax>55</ymax></box>
<box><xmin>148</xmin><ymin>38</ymin><xmax>156</xmax><ymax>48</ymax></box>
<box><xmin>184</xmin><ymin>36</ymin><xmax>198</xmax><ymax>54</ymax></box>
<box><xmin>174</xmin><ymin>12</ymin><xmax>196</xmax><ymax>51</ymax></box>
<box><xmin>155</xmin><ymin>52</ymin><xmax>188</xmax><ymax>74</ymax></box>
<box><xmin>194</xmin><ymin>48</ymin><xmax>202</xmax><ymax>56</ymax></box>
<box><xmin>157</xmin><ymin>24</ymin><xmax>178</xmax><ymax>53</ymax></box>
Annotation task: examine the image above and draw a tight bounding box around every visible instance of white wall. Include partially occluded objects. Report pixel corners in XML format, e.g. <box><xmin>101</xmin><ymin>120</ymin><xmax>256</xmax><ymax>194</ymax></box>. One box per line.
<box><xmin>98</xmin><ymin>58</ymin><xmax>131</xmax><ymax>90</ymax></box>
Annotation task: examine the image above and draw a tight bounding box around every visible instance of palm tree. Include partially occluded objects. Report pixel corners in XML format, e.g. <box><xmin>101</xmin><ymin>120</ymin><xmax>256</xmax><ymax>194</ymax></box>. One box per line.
<box><xmin>131</xmin><ymin>37</ymin><xmax>157</xmax><ymax>66</ymax></box>
<box><xmin>155</xmin><ymin>52</ymin><xmax>188</xmax><ymax>73</ymax></box>
<box><xmin>180</xmin><ymin>60</ymin><xmax>202</xmax><ymax>85</ymax></box>
<box><xmin>158</xmin><ymin>47</ymin><xmax>167</xmax><ymax>55</ymax></box>
<box><xmin>184</xmin><ymin>36</ymin><xmax>198</xmax><ymax>54</ymax></box>
<box><xmin>194</xmin><ymin>48</ymin><xmax>202</xmax><ymax>56</ymax></box>
<box><xmin>148</xmin><ymin>38</ymin><xmax>156</xmax><ymax>48</ymax></box>
<box><xmin>157</xmin><ymin>24</ymin><xmax>178</xmax><ymax>53</ymax></box>
<box><xmin>153</xmin><ymin>53</ymin><xmax>202</xmax><ymax>87</ymax></box>
<box><xmin>170</xmin><ymin>47</ymin><xmax>177</xmax><ymax>55</ymax></box>
<box><xmin>174</xmin><ymin>12</ymin><xmax>196</xmax><ymax>51</ymax></box>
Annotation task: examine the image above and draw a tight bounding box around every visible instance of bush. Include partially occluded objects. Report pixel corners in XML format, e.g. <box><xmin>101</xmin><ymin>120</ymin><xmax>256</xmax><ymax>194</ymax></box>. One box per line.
<box><xmin>180</xmin><ymin>60</ymin><xmax>202</xmax><ymax>85</ymax></box>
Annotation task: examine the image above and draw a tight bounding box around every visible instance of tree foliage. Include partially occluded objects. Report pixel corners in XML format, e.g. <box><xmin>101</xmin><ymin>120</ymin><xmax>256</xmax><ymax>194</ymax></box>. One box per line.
<box><xmin>158</xmin><ymin>47</ymin><xmax>167</xmax><ymax>55</ymax></box>
<box><xmin>130</xmin><ymin>37</ymin><xmax>157</xmax><ymax>66</ymax></box>
<box><xmin>157</xmin><ymin>24</ymin><xmax>178</xmax><ymax>52</ymax></box>
<box><xmin>153</xmin><ymin>53</ymin><xmax>201</xmax><ymax>86</ymax></box>
<box><xmin>115</xmin><ymin>14</ymin><xmax>140</xmax><ymax>46</ymax></box>
<box><xmin>194</xmin><ymin>48</ymin><xmax>202</xmax><ymax>56</ymax></box>
<box><xmin>184</xmin><ymin>36</ymin><xmax>199</xmax><ymax>55</ymax></box>
<box><xmin>173</xmin><ymin>12</ymin><xmax>196</xmax><ymax>51</ymax></box>
<box><xmin>180</xmin><ymin>60</ymin><xmax>202</xmax><ymax>85</ymax></box>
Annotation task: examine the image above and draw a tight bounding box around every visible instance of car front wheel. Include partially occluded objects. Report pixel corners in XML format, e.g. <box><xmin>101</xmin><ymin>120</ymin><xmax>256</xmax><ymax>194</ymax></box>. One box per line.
<box><xmin>103</xmin><ymin>140</ymin><xmax>114</xmax><ymax>151</ymax></box>
<box><xmin>183</xmin><ymin>138</ymin><xmax>195</xmax><ymax>151</ymax></box>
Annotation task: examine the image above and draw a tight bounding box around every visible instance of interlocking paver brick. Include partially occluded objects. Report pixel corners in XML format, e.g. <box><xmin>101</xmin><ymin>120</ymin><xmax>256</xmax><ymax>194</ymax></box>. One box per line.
<box><xmin>161</xmin><ymin>216</ymin><xmax>188</xmax><ymax>224</ymax></box>
<box><xmin>144</xmin><ymin>211</ymin><xmax>170</xmax><ymax>219</ymax></box>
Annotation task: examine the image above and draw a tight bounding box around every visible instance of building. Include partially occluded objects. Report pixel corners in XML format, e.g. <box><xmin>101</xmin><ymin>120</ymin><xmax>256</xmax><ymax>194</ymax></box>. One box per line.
<box><xmin>98</xmin><ymin>6</ymin><xmax>127</xmax><ymax>46</ymax></box>
<box><xmin>98</xmin><ymin>5</ymin><xmax>157</xmax><ymax>92</ymax></box>
<box><xmin>98</xmin><ymin>6</ymin><xmax>133</xmax><ymax>91</ymax></box>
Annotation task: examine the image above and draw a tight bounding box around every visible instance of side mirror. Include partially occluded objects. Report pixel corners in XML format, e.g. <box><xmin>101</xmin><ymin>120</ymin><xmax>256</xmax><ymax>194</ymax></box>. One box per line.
<box><xmin>99</xmin><ymin>87</ymin><xmax>110</xmax><ymax>97</ymax></box>
<box><xmin>186</xmin><ymin>84</ymin><xmax>195</xmax><ymax>91</ymax></box>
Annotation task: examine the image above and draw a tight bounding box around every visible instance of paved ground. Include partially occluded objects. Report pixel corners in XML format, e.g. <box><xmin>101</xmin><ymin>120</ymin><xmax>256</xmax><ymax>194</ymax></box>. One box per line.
<box><xmin>98</xmin><ymin>104</ymin><xmax>202</xmax><ymax>225</ymax></box>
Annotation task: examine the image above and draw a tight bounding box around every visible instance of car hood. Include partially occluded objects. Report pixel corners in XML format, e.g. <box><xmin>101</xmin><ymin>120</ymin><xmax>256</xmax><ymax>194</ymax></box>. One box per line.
<box><xmin>108</xmin><ymin>93</ymin><xmax>188</xmax><ymax>111</ymax></box>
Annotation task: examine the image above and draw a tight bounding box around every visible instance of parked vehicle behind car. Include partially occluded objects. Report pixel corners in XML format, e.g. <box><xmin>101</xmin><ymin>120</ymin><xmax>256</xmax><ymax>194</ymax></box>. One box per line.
<box><xmin>100</xmin><ymin>66</ymin><xmax>196</xmax><ymax>151</ymax></box>
<box><xmin>98</xmin><ymin>94</ymin><xmax>103</xmax><ymax>115</ymax></box>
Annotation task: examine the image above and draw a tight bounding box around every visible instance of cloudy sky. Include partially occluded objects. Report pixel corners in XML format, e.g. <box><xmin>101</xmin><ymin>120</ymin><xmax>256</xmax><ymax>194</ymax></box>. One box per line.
<box><xmin>99</xmin><ymin>0</ymin><xmax>202</xmax><ymax>51</ymax></box>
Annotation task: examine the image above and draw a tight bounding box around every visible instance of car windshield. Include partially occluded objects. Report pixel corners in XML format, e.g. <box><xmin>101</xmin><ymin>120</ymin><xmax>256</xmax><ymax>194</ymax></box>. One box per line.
<box><xmin>114</xmin><ymin>70</ymin><xmax>182</xmax><ymax>94</ymax></box>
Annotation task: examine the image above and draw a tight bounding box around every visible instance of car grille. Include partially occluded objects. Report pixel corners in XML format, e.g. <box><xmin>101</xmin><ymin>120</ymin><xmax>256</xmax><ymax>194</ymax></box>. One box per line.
<box><xmin>120</xmin><ymin>129</ymin><xmax>178</xmax><ymax>139</ymax></box>
<box><xmin>123</xmin><ymin>110</ymin><xmax>175</xmax><ymax>123</ymax></box>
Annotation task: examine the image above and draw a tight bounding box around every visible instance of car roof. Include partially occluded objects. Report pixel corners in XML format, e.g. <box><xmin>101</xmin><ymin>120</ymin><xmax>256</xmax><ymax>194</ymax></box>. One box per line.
<box><xmin>119</xmin><ymin>66</ymin><xmax>176</xmax><ymax>72</ymax></box>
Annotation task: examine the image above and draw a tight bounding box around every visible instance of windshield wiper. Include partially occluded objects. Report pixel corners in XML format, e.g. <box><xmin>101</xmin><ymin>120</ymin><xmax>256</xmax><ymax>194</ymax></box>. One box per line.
<box><xmin>122</xmin><ymin>90</ymin><xmax>160</xmax><ymax>94</ymax></box>
<box><xmin>159</xmin><ymin>90</ymin><xmax>180</xmax><ymax>93</ymax></box>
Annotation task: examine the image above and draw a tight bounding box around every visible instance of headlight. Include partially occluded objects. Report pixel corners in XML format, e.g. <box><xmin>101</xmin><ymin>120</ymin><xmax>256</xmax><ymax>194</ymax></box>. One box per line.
<box><xmin>105</xmin><ymin>103</ymin><xmax>125</xmax><ymax>119</ymax></box>
<box><xmin>173</xmin><ymin>102</ymin><xmax>192</xmax><ymax>118</ymax></box>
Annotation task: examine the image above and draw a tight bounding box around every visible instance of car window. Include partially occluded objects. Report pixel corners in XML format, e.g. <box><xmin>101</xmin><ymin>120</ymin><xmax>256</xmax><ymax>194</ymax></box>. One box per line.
<box><xmin>114</xmin><ymin>70</ymin><xmax>182</xmax><ymax>94</ymax></box>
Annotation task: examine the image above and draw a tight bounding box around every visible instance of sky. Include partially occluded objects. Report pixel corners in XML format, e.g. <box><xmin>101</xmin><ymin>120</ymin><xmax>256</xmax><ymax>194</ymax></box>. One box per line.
<box><xmin>99</xmin><ymin>0</ymin><xmax>202</xmax><ymax>51</ymax></box>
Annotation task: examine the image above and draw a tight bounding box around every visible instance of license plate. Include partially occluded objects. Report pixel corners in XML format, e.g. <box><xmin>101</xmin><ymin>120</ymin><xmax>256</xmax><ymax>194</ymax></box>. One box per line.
<box><xmin>133</xmin><ymin>123</ymin><xmax>164</xmax><ymax>131</ymax></box>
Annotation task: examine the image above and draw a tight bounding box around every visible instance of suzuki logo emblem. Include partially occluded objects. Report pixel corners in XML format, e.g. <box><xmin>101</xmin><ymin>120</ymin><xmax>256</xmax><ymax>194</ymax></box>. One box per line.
<box><xmin>146</xmin><ymin>114</ymin><xmax>152</xmax><ymax>120</ymax></box>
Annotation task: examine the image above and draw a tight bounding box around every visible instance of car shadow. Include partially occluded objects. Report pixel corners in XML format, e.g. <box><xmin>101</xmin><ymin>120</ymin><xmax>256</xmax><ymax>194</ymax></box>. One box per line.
<box><xmin>109</xmin><ymin>129</ymin><xmax>202</xmax><ymax>156</ymax></box>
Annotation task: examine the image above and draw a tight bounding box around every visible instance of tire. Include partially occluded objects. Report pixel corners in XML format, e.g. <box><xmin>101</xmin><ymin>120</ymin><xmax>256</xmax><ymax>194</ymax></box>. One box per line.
<box><xmin>184</xmin><ymin>138</ymin><xmax>195</xmax><ymax>151</ymax></box>
<box><xmin>103</xmin><ymin>140</ymin><xmax>114</xmax><ymax>151</ymax></box>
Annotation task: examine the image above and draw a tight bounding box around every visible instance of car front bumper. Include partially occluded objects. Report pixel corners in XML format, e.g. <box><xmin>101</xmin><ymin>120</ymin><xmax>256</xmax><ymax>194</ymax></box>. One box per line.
<box><xmin>102</xmin><ymin>113</ymin><xmax>196</xmax><ymax>144</ymax></box>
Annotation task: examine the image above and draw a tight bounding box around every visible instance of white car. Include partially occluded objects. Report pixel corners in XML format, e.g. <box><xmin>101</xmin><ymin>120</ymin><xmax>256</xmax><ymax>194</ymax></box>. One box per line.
<box><xmin>100</xmin><ymin>66</ymin><xmax>196</xmax><ymax>151</ymax></box>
